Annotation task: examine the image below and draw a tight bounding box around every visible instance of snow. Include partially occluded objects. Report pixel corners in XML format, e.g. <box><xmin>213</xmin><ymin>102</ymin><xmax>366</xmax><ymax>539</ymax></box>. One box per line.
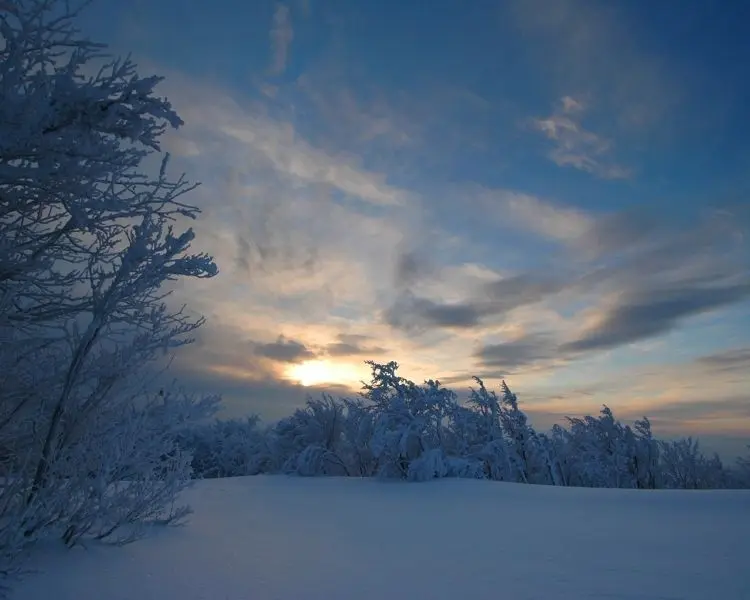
<box><xmin>11</xmin><ymin>476</ymin><xmax>750</xmax><ymax>600</ymax></box>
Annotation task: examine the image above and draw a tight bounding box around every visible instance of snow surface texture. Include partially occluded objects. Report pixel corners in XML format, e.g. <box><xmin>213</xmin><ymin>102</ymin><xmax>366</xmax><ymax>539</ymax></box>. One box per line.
<box><xmin>12</xmin><ymin>476</ymin><xmax>750</xmax><ymax>600</ymax></box>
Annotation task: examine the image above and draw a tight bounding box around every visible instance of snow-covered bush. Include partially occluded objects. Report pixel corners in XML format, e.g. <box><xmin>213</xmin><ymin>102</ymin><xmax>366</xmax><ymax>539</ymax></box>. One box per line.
<box><xmin>733</xmin><ymin>447</ymin><xmax>750</xmax><ymax>488</ymax></box>
<box><xmin>179</xmin><ymin>416</ymin><xmax>268</xmax><ymax>479</ymax></box>
<box><xmin>339</xmin><ymin>398</ymin><xmax>378</xmax><ymax>477</ymax></box>
<box><xmin>658</xmin><ymin>438</ymin><xmax>729</xmax><ymax>490</ymax></box>
<box><xmin>269</xmin><ymin>396</ymin><xmax>351</xmax><ymax>476</ymax></box>
<box><xmin>0</xmin><ymin>0</ymin><xmax>219</xmax><ymax>577</ymax></box>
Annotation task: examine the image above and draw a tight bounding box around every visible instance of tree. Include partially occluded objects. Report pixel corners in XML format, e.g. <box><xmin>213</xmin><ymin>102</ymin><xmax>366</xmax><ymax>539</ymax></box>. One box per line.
<box><xmin>632</xmin><ymin>417</ymin><xmax>660</xmax><ymax>489</ymax></box>
<box><xmin>270</xmin><ymin>396</ymin><xmax>351</xmax><ymax>477</ymax></box>
<box><xmin>173</xmin><ymin>362</ymin><xmax>746</xmax><ymax>492</ymax></box>
<box><xmin>178</xmin><ymin>416</ymin><xmax>268</xmax><ymax>479</ymax></box>
<box><xmin>559</xmin><ymin>407</ymin><xmax>636</xmax><ymax>488</ymax></box>
<box><xmin>0</xmin><ymin>0</ymin><xmax>219</xmax><ymax>573</ymax></box>
<box><xmin>362</xmin><ymin>361</ymin><xmax>457</xmax><ymax>480</ymax></box>
<box><xmin>453</xmin><ymin>378</ymin><xmax>514</xmax><ymax>481</ymax></box>
<box><xmin>659</xmin><ymin>438</ymin><xmax>728</xmax><ymax>490</ymax></box>
<box><xmin>735</xmin><ymin>446</ymin><xmax>750</xmax><ymax>488</ymax></box>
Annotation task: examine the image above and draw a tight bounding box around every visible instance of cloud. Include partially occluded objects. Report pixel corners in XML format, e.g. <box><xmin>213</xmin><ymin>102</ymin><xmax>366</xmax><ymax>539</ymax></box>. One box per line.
<box><xmin>384</xmin><ymin>274</ymin><xmax>565</xmax><ymax>333</ymax></box>
<box><xmin>474</xmin><ymin>189</ymin><xmax>594</xmax><ymax>243</ymax></box>
<box><xmin>695</xmin><ymin>347</ymin><xmax>750</xmax><ymax>373</ymax></box>
<box><xmin>383</xmin><ymin>195</ymin><xmax>749</xmax><ymax>377</ymax></box>
<box><xmin>560</xmin><ymin>96</ymin><xmax>584</xmax><ymax>114</ymax></box>
<box><xmin>394</xmin><ymin>250</ymin><xmax>436</xmax><ymax>289</ymax></box>
<box><xmin>269</xmin><ymin>3</ymin><xmax>294</xmax><ymax>75</ymax></box>
<box><xmin>642</xmin><ymin>396</ymin><xmax>750</xmax><ymax>423</ymax></box>
<box><xmin>153</xmin><ymin>72</ymin><xmax>425</xmax><ymax>323</ymax></box>
<box><xmin>475</xmin><ymin>334</ymin><xmax>557</xmax><ymax>375</ymax></box>
<box><xmin>325</xmin><ymin>334</ymin><xmax>386</xmax><ymax>357</ymax></box>
<box><xmin>506</xmin><ymin>0</ymin><xmax>681</xmax><ymax>129</ymax></box>
<box><xmin>532</xmin><ymin>97</ymin><xmax>630</xmax><ymax>179</ymax></box>
<box><xmin>254</xmin><ymin>336</ymin><xmax>316</xmax><ymax>363</ymax></box>
<box><xmin>159</xmin><ymin>75</ymin><xmax>410</xmax><ymax>207</ymax></box>
<box><xmin>562</xmin><ymin>283</ymin><xmax>750</xmax><ymax>353</ymax></box>
<box><xmin>218</xmin><ymin>121</ymin><xmax>408</xmax><ymax>206</ymax></box>
<box><xmin>295</xmin><ymin>73</ymin><xmax>416</xmax><ymax>150</ymax></box>
<box><xmin>131</xmin><ymin>55</ymin><xmax>749</xmax><ymax>446</ymax></box>
<box><xmin>384</xmin><ymin>295</ymin><xmax>482</xmax><ymax>331</ymax></box>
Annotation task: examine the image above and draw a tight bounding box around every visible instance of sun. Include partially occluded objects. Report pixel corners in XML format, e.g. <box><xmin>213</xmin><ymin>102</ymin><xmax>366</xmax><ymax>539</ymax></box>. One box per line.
<box><xmin>286</xmin><ymin>360</ymin><xmax>361</xmax><ymax>388</ymax></box>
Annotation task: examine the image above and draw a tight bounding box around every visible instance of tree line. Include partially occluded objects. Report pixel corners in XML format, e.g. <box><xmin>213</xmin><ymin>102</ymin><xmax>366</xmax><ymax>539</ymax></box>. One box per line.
<box><xmin>178</xmin><ymin>361</ymin><xmax>750</xmax><ymax>490</ymax></box>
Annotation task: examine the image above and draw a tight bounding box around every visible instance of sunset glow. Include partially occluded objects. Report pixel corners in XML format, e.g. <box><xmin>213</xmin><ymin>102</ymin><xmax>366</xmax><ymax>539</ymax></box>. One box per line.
<box><xmin>285</xmin><ymin>360</ymin><xmax>363</xmax><ymax>388</ymax></box>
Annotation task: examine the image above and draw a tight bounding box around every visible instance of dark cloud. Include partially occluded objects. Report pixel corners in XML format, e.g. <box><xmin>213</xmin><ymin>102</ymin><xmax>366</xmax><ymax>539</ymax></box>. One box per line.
<box><xmin>696</xmin><ymin>347</ymin><xmax>750</xmax><ymax>373</ymax></box>
<box><xmin>384</xmin><ymin>274</ymin><xmax>564</xmax><ymax>333</ymax></box>
<box><xmin>618</xmin><ymin>396</ymin><xmax>750</xmax><ymax>429</ymax></box>
<box><xmin>325</xmin><ymin>333</ymin><xmax>386</xmax><ymax>357</ymax></box>
<box><xmin>254</xmin><ymin>336</ymin><xmax>316</xmax><ymax>363</ymax></box>
<box><xmin>556</xmin><ymin>206</ymin><xmax>750</xmax><ymax>353</ymax></box>
<box><xmin>475</xmin><ymin>335</ymin><xmax>558</xmax><ymax>375</ymax></box>
<box><xmin>384</xmin><ymin>204</ymin><xmax>750</xmax><ymax>361</ymax></box>
<box><xmin>384</xmin><ymin>295</ymin><xmax>482</xmax><ymax>330</ymax></box>
<box><xmin>485</xmin><ymin>274</ymin><xmax>564</xmax><ymax>305</ymax></box>
<box><xmin>577</xmin><ymin>207</ymin><xmax>665</xmax><ymax>259</ymax></box>
<box><xmin>575</xmin><ymin>205</ymin><xmax>749</xmax><ymax>291</ymax></box>
<box><xmin>562</xmin><ymin>283</ymin><xmax>750</xmax><ymax>353</ymax></box>
<box><xmin>394</xmin><ymin>250</ymin><xmax>433</xmax><ymax>289</ymax></box>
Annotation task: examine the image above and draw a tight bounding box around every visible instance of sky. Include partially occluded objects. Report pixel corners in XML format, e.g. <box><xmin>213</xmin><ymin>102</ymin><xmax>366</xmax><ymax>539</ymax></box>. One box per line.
<box><xmin>77</xmin><ymin>0</ymin><xmax>750</xmax><ymax>456</ymax></box>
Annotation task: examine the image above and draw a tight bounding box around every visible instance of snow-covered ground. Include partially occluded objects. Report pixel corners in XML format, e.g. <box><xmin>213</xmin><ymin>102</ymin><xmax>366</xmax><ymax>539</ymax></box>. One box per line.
<box><xmin>11</xmin><ymin>476</ymin><xmax>750</xmax><ymax>600</ymax></box>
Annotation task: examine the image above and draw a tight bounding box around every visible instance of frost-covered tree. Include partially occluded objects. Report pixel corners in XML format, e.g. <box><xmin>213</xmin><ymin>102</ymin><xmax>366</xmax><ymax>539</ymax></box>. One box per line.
<box><xmin>448</xmin><ymin>377</ymin><xmax>556</xmax><ymax>484</ymax></box>
<box><xmin>556</xmin><ymin>407</ymin><xmax>639</xmax><ymax>488</ymax></box>
<box><xmin>0</xmin><ymin>0</ymin><xmax>219</xmax><ymax>574</ymax></box>
<box><xmin>362</xmin><ymin>362</ymin><xmax>459</xmax><ymax>480</ymax></box>
<box><xmin>632</xmin><ymin>417</ymin><xmax>660</xmax><ymax>489</ymax></box>
<box><xmin>339</xmin><ymin>397</ymin><xmax>378</xmax><ymax>477</ymax></box>
<box><xmin>496</xmin><ymin>380</ymin><xmax>558</xmax><ymax>484</ymax></box>
<box><xmin>167</xmin><ymin>362</ymin><xmax>746</xmax><ymax>492</ymax></box>
<box><xmin>659</xmin><ymin>438</ymin><xmax>728</xmax><ymax>490</ymax></box>
<box><xmin>734</xmin><ymin>446</ymin><xmax>750</xmax><ymax>488</ymax></box>
<box><xmin>449</xmin><ymin>379</ymin><xmax>514</xmax><ymax>481</ymax></box>
<box><xmin>269</xmin><ymin>396</ymin><xmax>351</xmax><ymax>476</ymax></box>
<box><xmin>178</xmin><ymin>416</ymin><xmax>268</xmax><ymax>479</ymax></box>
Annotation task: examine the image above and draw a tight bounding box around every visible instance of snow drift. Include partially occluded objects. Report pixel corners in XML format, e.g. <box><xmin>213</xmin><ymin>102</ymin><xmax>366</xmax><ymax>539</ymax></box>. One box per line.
<box><xmin>11</xmin><ymin>476</ymin><xmax>750</xmax><ymax>600</ymax></box>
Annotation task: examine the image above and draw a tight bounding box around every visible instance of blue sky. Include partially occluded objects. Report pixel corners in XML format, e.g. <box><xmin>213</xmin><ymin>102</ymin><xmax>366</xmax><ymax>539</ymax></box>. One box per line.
<box><xmin>79</xmin><ymin>0</ymin><xmax>749</xmax><ymax>456</ymax></box>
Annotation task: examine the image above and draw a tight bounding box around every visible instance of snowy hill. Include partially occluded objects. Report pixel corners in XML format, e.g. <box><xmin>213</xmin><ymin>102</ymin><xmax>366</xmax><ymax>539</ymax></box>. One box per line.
<box><xmin>11</xmin><ymin>476</ymin><xmax>750</xmax><ymax>600</ymax></box>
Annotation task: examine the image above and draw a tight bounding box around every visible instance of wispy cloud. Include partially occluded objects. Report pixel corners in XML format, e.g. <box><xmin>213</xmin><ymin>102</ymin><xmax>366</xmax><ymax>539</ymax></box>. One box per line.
<box><xmin>476</xmin><ymin>189</ymin><xmax>594</xmax><ymax>242</ymax></box>
<box><xmin>384</xmin><ymin>273</ymin><xmax>565</xmax><ymax>333</ymax></box>
<box><xmin>562</xmin><ymin>284</ymin><xmax>750</xmax><ymax>353</ymax></box>
<box><xmin>532</xmin><ymin>97</ymin><xmax>630</xmax><ymax>179</ymax></box>
<box><xmin>269</xmin><ymin>3</ymin><xmax>294</xmax><ymax>75</ymax></box>
<box><xmin>696</xmin><ymin>347</ymin><xmax>750</xmax><ymax>373</ymax></box>
<box><xmin>221</xmin><ymin>119</ymin><xmax>409</xmax><ymax>205</ymax></box>
<box><xmin>475</xmin><ymin>334</ymin><xmax>558</xmax><ymax>375</ymax></box>
<box><xmin>386</xmin><ymin>191</ymin><xmax>750</xmax><ymax>381</ymax></box>
<box><xmin>295</xmin><ymin>73</ymin><xmax>416</xmax><ymax>148</ymax></box>
<box><xmin>161</xmin><ymin>76</ymin><xmax>409</xmax><ymax>207</ymax></box>
<box><xmin>506</xmin><ymin>0</ymin><xmax>681</xmax><ymax>129</ymax></box>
